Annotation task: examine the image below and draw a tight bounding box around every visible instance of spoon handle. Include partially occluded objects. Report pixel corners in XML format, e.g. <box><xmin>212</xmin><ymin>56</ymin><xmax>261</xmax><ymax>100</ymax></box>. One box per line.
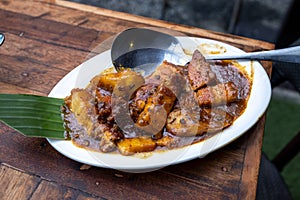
<box><xmin>205</xmin><ymin>46</ymin><xmax>300</xmax><ymax>63</ymax></box>
<box><xmin>0</xmin><ymin>33</ymin><xmax>4</xmax><ymax>46</ymax></box>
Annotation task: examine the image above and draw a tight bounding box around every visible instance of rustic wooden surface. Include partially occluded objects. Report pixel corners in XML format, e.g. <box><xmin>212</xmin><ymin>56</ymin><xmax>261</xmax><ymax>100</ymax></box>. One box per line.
<box><xmin>0</xmin><ymin>0</ymin><xmax>274</xmax><ymax>199</ymax></box>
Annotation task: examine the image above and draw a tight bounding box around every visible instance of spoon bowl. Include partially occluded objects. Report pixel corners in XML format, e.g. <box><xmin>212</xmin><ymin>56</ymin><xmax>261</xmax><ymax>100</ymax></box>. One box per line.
<box><xmin>0</xmin><ymin>33</ymin><xmax>5</xmax><ymax>46</ymax></box>
<box><xmin>111</xmin><ymin>28</ymin><xmax>188</xmax><ymax>76</ymax></box>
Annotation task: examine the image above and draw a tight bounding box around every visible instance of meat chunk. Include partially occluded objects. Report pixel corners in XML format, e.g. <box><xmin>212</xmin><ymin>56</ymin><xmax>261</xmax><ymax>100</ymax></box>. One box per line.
<box><xmin>146</xmin><ymin>60</ymin><xmax>188</xmax><ymax>96</ymax></box>
<box><xmin>117</xmin><ymin>137</ymin><xmax>157</xmax><ymax>155</ymax></box>
<box><xmin>66</xmin><ymin>88</ymin><xmax>123</xmax><ymax>152</ymax></box>
<box><xmin>199</xmin><ymin>108</ymin><xmax>234</xmax><ymax>134</ymax></box>
<box><xmin>68</xmin><ymin>89</ymin><xmax>103</xmax><ymax>138</ymax></box>
<box><xmin>117</xmin><ymin>135</ymin><xmax>181</xmax><ymax>155</ymax></box>
<box><xmin>94</xmin><ymin>70</ymin><xmax>139</xmax><ymax>92</ymax></box>
<box><xmin>146</xmin><ymin>61</ymin><xmax>184</xmax><ymax>85</ymax></box>
<box><xmin>187</xmin><ymin>50</ymin><xmax>216</xmax><ymax>90</ymax></box>
<box><xmin>129</xmin><ymin>84</ymin><xmax>157</xmax><ymax>122</ymax></box>
<box><xmin>166</xmin><ymin>108</ymin><xmax>234</xmax><ymax>137</ymax></box>
<box><xmin>166</xmin><ymin>109</ymin><xmax>200</xmax><ymax>137</ymax></box>
<box><xmin>100</xmin><ymin>129</ymin><xmax>121</xmax><ymax>152</ymax></box>
<box><xmin>135</xmin><ymin>85</ymin><xmax>176</xmax><ymax>126</ymax></box>
<box><xmin>155</xmin><ymin>135</ymin><xmax>180</xmax><ymax>149</ymax></box>
<box><xmin>128</xmin><ymin>84</ymin><xmax>176</xmax><ymax>136</ymax></box>
<box><xmin>96</xmin><ymin>88</ymin><xmax>112</xmax><ymax>124</ymax></box>
<box><xmin>195</xmin><ymin>82</ymin><xmax>239</xmax><ymax>106</ymax></box>
<box><xmin>125</xmin><ymin>61</ymin><xmax>186</xmax><ymax>136</ymax></box>
<box><xmin>63</xmin><ymin>49</ymin><xmax>250</xmax><ymax>155</ymax></box>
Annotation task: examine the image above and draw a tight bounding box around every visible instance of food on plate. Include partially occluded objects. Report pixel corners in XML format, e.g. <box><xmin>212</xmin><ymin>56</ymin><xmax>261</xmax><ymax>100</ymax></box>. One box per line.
<box><xmin>187</xmin><ymin>50</ymin><xmax>216</xmax><ymax>90</ymax></box>
<box><xmin>62</xmin><ymin>50</ymin><xmax>252</xmax><ymax>155</ymax></box>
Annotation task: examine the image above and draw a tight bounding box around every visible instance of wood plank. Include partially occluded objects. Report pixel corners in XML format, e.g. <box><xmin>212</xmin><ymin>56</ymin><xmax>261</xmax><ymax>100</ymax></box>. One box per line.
<box><xmin>0</xmin><ymin>32</ymin><xmax>89</xmax><ymax>71</ymax></box>
<box><xmin>0</xmin><ymin>2</ymin><xmax>273</xmax><ymax>72</ymax></box>
<box><xmin>0</xmin><ymin>31</ymin><xmax>108</xmax><ymax>96</ymax></box>
<box><xmin>238</xmin><ymin>118</ymin><xmax>266</xmax><ymax>200</ymax></box>
<box><xmin>0</xmin><ymin>0</ymin><xmax>137</xmax><ymax>36</ymax></box>
<box><xmin>30</xmin><ymin>180</ymin><xmax>77</xmax><ymax>200</ymax></box>
<box><xmin>0</xmin><ymin>0</ymin><xmax>53</xmax><ymax>17</ymax></box>
<box><xmin>238</xmin><ymin>62</ymin><xmax>271</xmax><ymax>200</ymax></box>
<box><xmin>0</xmin><ymin>9</ymin><xmax>102</xmax><ymax>52</ymax></box>
<box><xmin>0</xmin><ymin>54</ymin><xmax>69</xmax><ymax>94</ymax></box>
<box><xmin>0</xmin><ymin>164</ymin><xmax>40</xmax><ymax>200</ymax></box>
<box><xmin>0</xmin><ymin>82</ymin><xmax>45</xmax><ymax>96</ymax></box>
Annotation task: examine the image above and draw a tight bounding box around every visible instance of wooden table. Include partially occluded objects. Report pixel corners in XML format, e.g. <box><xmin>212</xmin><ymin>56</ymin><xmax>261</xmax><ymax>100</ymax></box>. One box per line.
<box><xmin>0</xmin><ymin>1</ymin><xmax>274</xmax><ymax>199</ymax></box>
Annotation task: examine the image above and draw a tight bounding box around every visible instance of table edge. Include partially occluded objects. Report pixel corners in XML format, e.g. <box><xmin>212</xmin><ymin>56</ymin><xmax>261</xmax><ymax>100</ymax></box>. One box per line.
<box><xmin>54</xmin><ymin>0</ymin><xmax>274</xmax><ymax>51</ymax></box>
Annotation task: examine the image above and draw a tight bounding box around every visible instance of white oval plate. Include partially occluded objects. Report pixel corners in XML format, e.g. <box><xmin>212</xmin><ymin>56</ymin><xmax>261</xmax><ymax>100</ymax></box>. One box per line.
<box><xmin>48</xmin><ymin>37</ymin><xmax>271</xmax><ymax>173</ymax></box>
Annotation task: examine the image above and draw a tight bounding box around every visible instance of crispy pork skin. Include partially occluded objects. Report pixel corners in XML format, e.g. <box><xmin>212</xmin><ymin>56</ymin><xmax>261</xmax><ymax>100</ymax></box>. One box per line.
<box><xmin>195</xmin><ymin>82</ymin><xmax>239</xmax><ymax>106</ymax></box>
<box><xmin>166</xmin><ymin>108</ymin><xmax>234</xmax><ymax>137</ymax></box>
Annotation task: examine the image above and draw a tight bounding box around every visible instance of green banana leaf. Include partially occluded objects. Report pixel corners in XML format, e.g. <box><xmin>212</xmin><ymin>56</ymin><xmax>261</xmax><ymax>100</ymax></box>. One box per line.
<box><xmin>0</xmin><ymin>94</ymin><xmax>66</xmax><ymax>139</ymax></box>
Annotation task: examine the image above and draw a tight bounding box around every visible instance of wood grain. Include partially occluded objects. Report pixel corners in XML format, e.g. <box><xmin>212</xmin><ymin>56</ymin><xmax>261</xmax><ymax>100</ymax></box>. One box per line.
<box><xmin>0</xmin><ymin>164</ymin><xmax>103</xmax><ymax>200</ymax></box>
<box><xmin>0</xmin><ymin>9</ymin><xmax>100</xmax><ymax>52</ymax></box>
<box><xmin>0</xmin><ymin>164</ymin><xmax>40</xmax><ymax>200</ymax></box>
<box><xmin>30</xmin><ymin>180</ymin><xmax>77</xmax><ymax>200</ymax></box>
<box><xmin>0</xmin><ymin>82</ymin><xmax>45</xmax><ymax>96</ymax></box>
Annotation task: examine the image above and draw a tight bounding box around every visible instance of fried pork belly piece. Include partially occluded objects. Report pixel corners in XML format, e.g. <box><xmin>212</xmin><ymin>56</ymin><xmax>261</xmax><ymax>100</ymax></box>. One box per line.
<box><xmin>135</xmin><ymin>85</ymin><xmax>176</xmax><ymax>126</ymax></box>
<box><xmin>117</xmin><ymin>137</ymin><xmax>157</xmax><ymax>155</ymax></box>
<box><xmin>146</xmin><ymin>60</ymin><xmax>186</xmax><ymax>95</ymax></box>
<box><xmin>96</xmin><ymin>88</ymin><xmax>113</xmax><ymax>124</ymax></box>
<box><xmin>68</xmin><ymin>89</ymin><xmax>104</xmax><ymax>138</ymax></box>
<box><xmin>166</xmin><ymin>108</ymin><xmax>234</xmax><ymax>137</ymax></box>
<box><xmin>127</xmin><ymin>84</ymin><xmax>176</xmax><ymax>137</ymax></box>
<box><xmin>117</xmin><ymin>135</ymin><xmax>181</xmax><ymax>155</ymax></box>
<box><xmin>66</xmin><ymin>88</ymin><xmax>123</xmax><ymax>153</ymax></box>
<box><xmin>129</xmin><ymin>84</ymin><xmax>157</xmax><ymax>122</ymax></box>
<box><xmin>195</xmin><ymin>82</ymin><xmax>239</xmax><ymax>106</ymax></box>
<box><xmin>100</xmin><ymin>128</ymin><xmax>121</xmax><ymax>152</ymax></box>
<box><xmin>155</xmin><ymin>135</ymin><xmax>182</xmax><ymax>149</ymax></box>
<box><xmin>166</xmin><ymin>109</ymin><xmax>199</xmax><ymax>137</ymax></box>
<box><xmin>126</xmin><ymin>61</ymin><xmax>186</xmax><ymax>136</ymax></box>
<box><xmin>146</xmin><ymin>60</ymin><xmax>199</xmax><ymax>104</ymax></box>
<box><xmin>92</xmin><ymin>70</ymin><xmax>138</xmax><ymax>92</ymax></box>
<box><xmin>187</xmin><ymin>50</ymin><xmax>216</xmax><ymax>90</ymax></box>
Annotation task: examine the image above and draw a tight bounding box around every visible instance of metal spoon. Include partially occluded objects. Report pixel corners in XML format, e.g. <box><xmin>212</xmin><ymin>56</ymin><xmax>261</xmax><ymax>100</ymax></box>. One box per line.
<box><xmin>111</xmin><ymin>28</ymin><xmax>300</xmax><ymax>75</ymax></box>
<box><xmin>0</xmin><ymin>33</ymin><xmax>5</xmax><ymax>46</ymax></box>
<box><xmin>111</xmin><ymin>28</ymin><xmax>188</xmax><ymax>76</ymax></box>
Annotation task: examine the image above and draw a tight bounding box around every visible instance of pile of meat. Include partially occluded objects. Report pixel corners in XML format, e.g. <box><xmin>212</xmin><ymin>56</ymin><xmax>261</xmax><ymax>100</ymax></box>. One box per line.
<box><xmin>62</xmin><ymin>50</ymin><xmax>251</xmax><ymax>155</ymax></box>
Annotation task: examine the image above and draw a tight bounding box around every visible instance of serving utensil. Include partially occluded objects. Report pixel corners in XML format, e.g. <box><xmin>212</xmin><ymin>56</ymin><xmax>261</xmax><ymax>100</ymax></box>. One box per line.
<box><xmin>0</xmin><ymin>33</ymin><xmax>5</xmax><ymax>46</ymax></box>
<box><xmin>111</xmin><ymin>28</ymin><xmax>300</xmax><ymax>75</ymax></box>
<box><xmin>111</xmin><ymin>28</ymin><xmax>188</xmax><ymax>76</ymax></box>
